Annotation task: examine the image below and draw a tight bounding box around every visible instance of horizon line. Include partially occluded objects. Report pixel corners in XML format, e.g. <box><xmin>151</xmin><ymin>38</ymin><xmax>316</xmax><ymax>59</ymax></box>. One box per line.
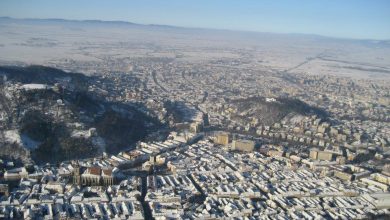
<box><xmin>1</xmin><ymin>16</ymin><xmax>389</xmax><ymax>42</ymax></box>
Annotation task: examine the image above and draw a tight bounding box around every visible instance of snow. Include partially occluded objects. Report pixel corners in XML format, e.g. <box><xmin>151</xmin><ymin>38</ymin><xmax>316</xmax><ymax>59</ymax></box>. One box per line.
<box><xmin>0</xmin><ymin>112</ymin><xmax>5</xmax><ymax>121</ymax></box>
<box><xmin>4</xmin><ymin>130</ymin><xmax>21</xmax><ymax>144</ymax></box>
<box><xmin>266</xmin><ymin>97</ymin><xmax>277</xmax><ymax>103</ymax></box>
<box><xmin>21</xmin><ymin>84</ymin><xmax>48</xmax><ymax>90</ymax></box>
<box><xmin>2</xmin><ymin>130</ymin><xmax>40</xmax><ymax>150</ymax></box>
<box><xmin>71</xmin><ymin>130</ymin><xmax>90</xmax><ymax>138</ymax></box>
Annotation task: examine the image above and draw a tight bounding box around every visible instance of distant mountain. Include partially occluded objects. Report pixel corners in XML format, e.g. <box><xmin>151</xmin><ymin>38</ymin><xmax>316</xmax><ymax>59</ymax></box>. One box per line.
<box><xmin>0</xmin><ymin>65</ymin><xmax>161</xmax><ymax>164</ymax></box>
<box><xmin>0</xmin><ymin>16</ymin><xmax>153</xmax><ymax>28</ymax></box>
<box><xmin>0</xmin><ymin>16</ymin><xmax>389</xmax><ymax>42</ymax></box>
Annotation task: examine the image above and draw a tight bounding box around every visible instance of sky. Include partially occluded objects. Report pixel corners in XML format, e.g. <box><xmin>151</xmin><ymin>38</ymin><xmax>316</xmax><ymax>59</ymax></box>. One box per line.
<box><xmin>0</xmin><ymin>0</ymin><xmax>389</xmax><ymax>40</ymax></box>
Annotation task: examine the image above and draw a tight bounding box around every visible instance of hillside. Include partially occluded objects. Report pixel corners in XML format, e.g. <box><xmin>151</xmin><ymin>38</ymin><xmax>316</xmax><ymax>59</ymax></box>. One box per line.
<box><xmin>228</xmin><ymin>96</ymin><xmax>328</xmax><ymax>126</ymax></box>
<box><xmin>0</xmin><ymin>65</ymin><xmax>160</xmax><ymax>164</ymax></box>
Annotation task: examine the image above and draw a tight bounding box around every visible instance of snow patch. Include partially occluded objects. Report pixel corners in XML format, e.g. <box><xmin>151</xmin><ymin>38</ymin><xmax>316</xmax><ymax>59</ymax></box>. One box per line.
<box><xmin>71</xmin><ymin>130</ymin><xmax>91</xmax><ymax>138</ymax></box>
<box><xmin>4</xmin><ymin>130</ymin><xmax>21</xmax><ymax>144</ymax></box>
<box><xmin>20</xmin><ymin>84</ymin><xmax>49</xmax><ymax>90</ymax></box>
<box><xmin>2</xmin><ymin>130</ymin><xmax>40</xmax><ymax>150</ymax></box>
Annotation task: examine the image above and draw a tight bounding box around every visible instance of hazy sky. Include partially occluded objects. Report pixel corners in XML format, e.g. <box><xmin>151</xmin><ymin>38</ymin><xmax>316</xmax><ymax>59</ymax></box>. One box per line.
<box><xmin>1</xmin><ymin>0</ymin><xmax>389</xmax><ymax>40</ymax></box>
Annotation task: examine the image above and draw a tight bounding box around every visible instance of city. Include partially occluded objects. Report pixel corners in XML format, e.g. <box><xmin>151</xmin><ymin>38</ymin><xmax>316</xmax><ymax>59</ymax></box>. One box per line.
<box><xmin>0</xmin><ymin>1</ymin><xmax>390</xmax><ymax>219</ymax></box>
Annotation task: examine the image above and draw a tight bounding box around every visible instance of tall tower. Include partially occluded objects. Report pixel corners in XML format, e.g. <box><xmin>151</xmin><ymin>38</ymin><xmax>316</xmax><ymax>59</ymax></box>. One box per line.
<box><xmin>73</xmin><ymin>163</ymin><xmax>81</xmax><ymax>185</ymax></box>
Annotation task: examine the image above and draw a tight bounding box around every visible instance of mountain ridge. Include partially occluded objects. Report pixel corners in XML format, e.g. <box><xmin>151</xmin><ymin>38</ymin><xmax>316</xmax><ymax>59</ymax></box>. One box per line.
<box><xmin>1</xmin><ymin>16</ymin><xmax>389</xmax><ymax>42</ymax></box>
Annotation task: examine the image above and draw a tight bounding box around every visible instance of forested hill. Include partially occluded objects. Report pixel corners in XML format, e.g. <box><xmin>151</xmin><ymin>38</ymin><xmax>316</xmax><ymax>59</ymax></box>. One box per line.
<box><xmin>0</xmin><ymin>65</ymin><xmax>160</xmax><ymax>164</ymax></box>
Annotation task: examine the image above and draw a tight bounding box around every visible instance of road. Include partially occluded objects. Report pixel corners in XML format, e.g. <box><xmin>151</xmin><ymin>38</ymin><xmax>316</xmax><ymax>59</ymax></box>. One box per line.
<box><xmin>151</xmin><ymin>70</ymin><xmax>168</xmax><ymax>93</ymax></box>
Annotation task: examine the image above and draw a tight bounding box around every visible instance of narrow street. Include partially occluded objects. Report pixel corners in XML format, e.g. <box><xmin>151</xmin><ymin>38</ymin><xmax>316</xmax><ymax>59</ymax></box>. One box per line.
<box><xmin>140</xmin><ymin>175</ymin><xmax>153</xmax><ymax>220</ymax></box>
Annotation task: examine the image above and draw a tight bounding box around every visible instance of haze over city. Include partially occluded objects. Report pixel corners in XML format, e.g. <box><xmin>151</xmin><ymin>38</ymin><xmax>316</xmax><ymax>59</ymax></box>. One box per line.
<box><xmin>0</xmin><ymin>1</ymin><xmax>389</xmax><ymax>219</ymax></box>
<box><xmin>1</xmin><ymin>0</ymin><xmax>390</xmax><ymax>39</ymax></box>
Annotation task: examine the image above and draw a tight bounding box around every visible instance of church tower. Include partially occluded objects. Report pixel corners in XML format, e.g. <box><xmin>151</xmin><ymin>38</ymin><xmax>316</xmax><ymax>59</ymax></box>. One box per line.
<box><xmin>73</xmin><ymin>163</ymin><xmax>81</xmax><ymax>185</ymax></box>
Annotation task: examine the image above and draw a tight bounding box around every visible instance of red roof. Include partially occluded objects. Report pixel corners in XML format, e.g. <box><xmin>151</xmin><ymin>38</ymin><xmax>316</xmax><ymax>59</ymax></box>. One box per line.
<box><xmin>102</xmin><ymin>168</ymin><xmax>113</xmax><ymax>176</ymax></box>
<box><xmin>87</xmin><ymin>167</ymin><xmax>101</xmax><ymax>176</ymax></box>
